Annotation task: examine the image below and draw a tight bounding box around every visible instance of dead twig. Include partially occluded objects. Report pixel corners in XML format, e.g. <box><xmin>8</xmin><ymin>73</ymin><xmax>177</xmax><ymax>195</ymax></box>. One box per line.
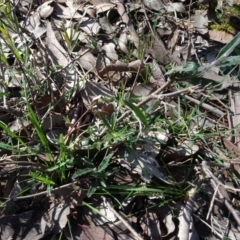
<box><xmin>98</xmin><ymin>60</ymin><xmax>142</xmax><ymax>77</ymax></box>
<box><xmin>201</xmin><ymin>161</ymin><xmax>240</xmax><ymax>227</ymax></box>
<box><xmin>185</xmin><ymin>95</ymin><xmax>225</xmax><ymax>117</ymax></box>
<box><xmin>206</xmin><ymin>183</ymin><xmax>219</xmax><ymax>220</ymax></box>
<box><xmin>146</xmin><ymin>85</ymin><xmax>200</xmax><ymax>100</ymax></box>
<box><xmin>4</xmin><ymin>181</ymin><xmax>77</xmax><ymax>201</ymax></box>
<box><xmin>202</xmin><ymin>161</ymin><xmax>240</xmax><ymax>192</ymax></box>
<box><xmin>105</xmin><ymin>197</ymin><xmax>144</xmax><ymax>240</ymax></box>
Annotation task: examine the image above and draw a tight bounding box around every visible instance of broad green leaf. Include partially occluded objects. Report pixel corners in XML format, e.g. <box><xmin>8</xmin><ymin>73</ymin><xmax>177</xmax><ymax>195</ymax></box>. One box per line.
<box><xmin>217</xmin><ymin>32</ymin><xmax>240</xmax><ymax>59</ymax></box>
<box><xmin>216</xmin><ymin>55</ymin><xmax>240</xmax><ymax>67</ymax></box>
<box><xmin>97</xmin><ymin>153</ymin><xmax>113</xmax><ymax>172</ymax></box>
<box><xmin>165</xmin><ymin>65</ymin><xmax>184</xmax><ymax>75</ymax></box>
<box><xmin>124</xmin><ymin>100</ymin><xmax>148</xmax><ymax>126</ymax></box>
<box><xmin>165</xmin><ymin>62</ymin><xmax>199</xmax><ymax>75</ymax></box>
<box><xmin>72</xmin><ymin>168</ymin><xmax>94</xmax><ymax>178</ymax></box>
<box><xmin>27</xmin><ymin>105</ymin><xmax>53</xmax><ymax>161</ymax></box>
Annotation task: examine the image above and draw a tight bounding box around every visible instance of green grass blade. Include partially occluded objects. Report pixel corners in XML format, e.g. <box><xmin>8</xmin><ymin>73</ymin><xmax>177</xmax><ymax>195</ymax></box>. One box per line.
<box><xmin>27</xmin><ymin>105</ymin><xmax>53</xmax><ymax>161</ymax></box>
<box><xmin>124</xmin><ymin>100</ymin><xmax>148</xmax><ymax>126</ymax></box>
<box><xmin>217</xmin><ymin>32</ymin><xmax>240</xmax><ymax>59</ymax></box>
<box><xmin>72</xmin><ymin>168</ymin><xmax>94</xmax><ymax>178</ymax></box>
<box><xmin>0</xmin><ymin>121</ymin><xmax>28</xmax><ymax>149</ymax></box>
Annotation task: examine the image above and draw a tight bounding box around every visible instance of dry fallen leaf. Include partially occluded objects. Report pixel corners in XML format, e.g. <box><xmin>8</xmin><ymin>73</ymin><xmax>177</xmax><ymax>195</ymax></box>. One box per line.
<box><xmin>80</xmin><ymin>19</ymin><xmax>101</xmax><ymax>35</ymax></box>
<box><xmin>46</xmin><ymin>21</ymin><xmax>69</xmax><ymax>67</ymax></box>
<box><xmin>81</xmin><ymin>80</ymin><xmax>113</xmax><ymax>108</ymax></box>
<box><xmin>165</xmin><ymin>2</ymin><xmax>185</xmax><ymax>12</ymax></box>
<box><xmin>208</xmin><ymin>30</ymin><xmax>235</xmax><ymax>44</ymax></box>
<box><xmin>49</xmin><ymin>200</ymin><xmax>70</xmax><ymax>233</ymax></box>
<box><xmin>53</xmin><ymin>2</ymin><xmax>82</xmax><ymax>19</ymax></box>
<box><xmin>119</xmin><ymin>150</ymin><xmax>171</xmax><ymax>184</ymax></box>
<box><xmin>37</xmin><ymin>0</ymin><xmax>54</xmax><ymax>18</ymax></box>
<box><xmin>95</xmin><ymin>3</ymin><xmax>116</xmax><ymax>15</ymax></box>
<box><xmin>191</xmin><ymin>14</ymin><xmax>208</xmax><ymax>34</ymax></box>
<box><xmin>102</xmin><ymin>42</ymin><xmax>118</xmax><ymax>61</ymax></box>
<box><xmin>78</xmin><ymin>49</ymin><xmax>96</xmax><ymax>72</ymax></box>
<box><xmin>143</xmin><ymin>0</ymin><xmax>165</xmax><ymax>11</ymax></box>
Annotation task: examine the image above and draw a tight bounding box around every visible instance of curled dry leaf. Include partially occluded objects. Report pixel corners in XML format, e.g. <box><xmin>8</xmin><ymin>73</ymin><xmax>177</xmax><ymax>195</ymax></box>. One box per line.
<box><xmin>37</xmin><ymin>0</ymin><xmax>54</xmax><ymax>18</ymax></box>
<box><xmin>118</xmin><ymin>32</ymin><xmax>129</xmax><ymax>54</ymax></box>
<box><xmin>46</xmin><ymin>21</ymin><xmax>69</xmax><ymax>67</ymax></box>
<box><xmin>78</xmin><ymin>49</ymin><xmax>96</xmax><ymax>72</ymax></box>
<box><xmin>165</xmin><ymin>2</ymin><xmax>185</xmax><ymax>12</ymax></box>
<box><xmin>81</xmin><ymin>80</ymin><xmax>113</xmax><ymax>108</ymax></box>
<box><xmin>95</xmin><ymin>3</ymin><xmax>116</xmax><ymax>15</ymax></box>
<box><xmin>99</xmin><ymin>16</ymin><xmax>116</xmax><ymax>34</ymax></box>
<box><xmin>143</xmin><ymin>0</ymin><xmax>165</xmax><ymax>11</ymax></box>
<box><xmin>102</xmin><ymin>42</ymin><xmax>118</xmax><ymax>61</ymax></box>
<box><xmin>191</xmin><ymin>15</ymin><xmax>208</xmax><ymax>35</ymax></box>
<box><xmin>80</xmin><ymin>19</ymin><xmax>101</xmax><ymax>35</ymax></box>
<box><xmin>53</xmin><ymin>2</ymin><xmax>82</xmax><ymax>19</ymax></box>
<box><xmin>147</xmin><ymin>34</ymin><xmax>170</xmax><ymax>65</ymax></box>
<box><xmin>25</xmin><ymin>14</ymin><xmax>46</xmax><ymax>38</ymax></box>
<box><xmin>167</xmin><ymin>27</ymin><xmax>180</xmax><ymax>50</ymax></box>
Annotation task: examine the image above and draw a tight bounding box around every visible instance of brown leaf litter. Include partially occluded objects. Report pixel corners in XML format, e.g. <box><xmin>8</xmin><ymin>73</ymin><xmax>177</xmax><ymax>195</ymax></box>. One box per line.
<box><xmin>1</xmin><ymin>0</ymin><xmax>240</xmax><ymax>239</ymax></box>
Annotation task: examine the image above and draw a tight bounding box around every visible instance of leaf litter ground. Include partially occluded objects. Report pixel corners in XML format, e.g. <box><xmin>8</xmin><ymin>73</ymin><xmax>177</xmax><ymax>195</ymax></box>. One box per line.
<box><xmin>1</xmin><ymin>0</ymin><xmax>240</xmax><ymax>239</ymax></box>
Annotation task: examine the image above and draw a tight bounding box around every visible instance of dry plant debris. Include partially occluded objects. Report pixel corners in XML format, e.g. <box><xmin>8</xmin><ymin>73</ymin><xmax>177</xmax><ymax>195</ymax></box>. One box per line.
<box><xmin>1</xmin><ymin>0</ymin><xmax>240</xmax><ymax>239</ymax></box>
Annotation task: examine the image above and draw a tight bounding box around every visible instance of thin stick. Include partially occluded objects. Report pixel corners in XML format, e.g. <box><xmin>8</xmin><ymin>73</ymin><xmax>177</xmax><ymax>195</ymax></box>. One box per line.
<box><xmin>206</xmin><ymin>183</ymin><xmax>219</xmax><ymax>220</ymax></box>
<box><xmin>4</xmin><ymin>181</ymin><xmax>76</xmax><ymax>201</ymax></box>
<box><xmin>147</xmin><ymin>85</ymin><xmax>200</xmax><ymax>99</ymax></box>
<box><xmin>105</xmin><ymin>198</ymin><xmax>144</xmax><ymax>240</ymax></box>
<box><xmin>185</xmin><ymin>95</ymin><xmax>224</xmax><ymax>117</ymax></box>
<box><xmin>202</xmin><ymin>161</ymin><xmax>240</xmax><ymax>192</ymax></box>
